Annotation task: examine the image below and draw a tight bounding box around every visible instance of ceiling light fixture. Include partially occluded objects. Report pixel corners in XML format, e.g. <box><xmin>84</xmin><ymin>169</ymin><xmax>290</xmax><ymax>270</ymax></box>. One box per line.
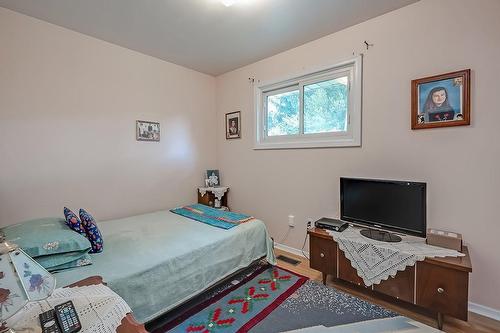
<box><xmin>219</xmin><ymin>0</ymin><xmax>240</xmax><ymax>7</ymax></box>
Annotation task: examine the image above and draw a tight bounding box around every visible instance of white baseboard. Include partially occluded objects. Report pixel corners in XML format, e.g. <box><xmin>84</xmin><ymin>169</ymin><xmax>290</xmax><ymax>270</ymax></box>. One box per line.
<box><xmin>275</xmin><ymin>243</ymin><xmax>500</xmax><ymax>322</ymax></box>
<box><xmin>274</xmin><ymin>242</ymin><xmax>309</xmax><ymax>259</ymax></box>
<box><xmin>468</xmin><ymin>302</ymin><xmax>500</xmax><ymax>321</ymax></box>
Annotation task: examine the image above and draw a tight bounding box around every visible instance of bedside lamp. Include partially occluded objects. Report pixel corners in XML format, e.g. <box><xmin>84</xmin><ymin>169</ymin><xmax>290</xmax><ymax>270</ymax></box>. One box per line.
<box><xmin>0</xmin><ymin>236</ymin><xmax>56</xmax><ymax>333</ymax></box>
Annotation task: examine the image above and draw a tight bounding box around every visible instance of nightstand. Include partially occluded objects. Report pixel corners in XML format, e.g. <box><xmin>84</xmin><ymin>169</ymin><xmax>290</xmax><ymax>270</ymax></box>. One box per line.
<box><xmin>198</xmin><ymin>186</ymin><xmax>229</xmax><ymax>210</ymax></box>
<box><xmin>68</xmin><ymin>276</ymin><xmax>147</xmax><ymax>333</ymax></box>
<box><xmin>9</xmin><ymin>275</ymin><xmax>147</xmax><ymax>332</ymax></box>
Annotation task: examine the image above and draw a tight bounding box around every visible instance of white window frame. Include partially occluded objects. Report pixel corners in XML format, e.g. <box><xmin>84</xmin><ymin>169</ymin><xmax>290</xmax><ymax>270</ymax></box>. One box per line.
<box><xmin>254</xmin><ymin>55</ymin><xmax>362</xmax><ymax>149</ymax></box>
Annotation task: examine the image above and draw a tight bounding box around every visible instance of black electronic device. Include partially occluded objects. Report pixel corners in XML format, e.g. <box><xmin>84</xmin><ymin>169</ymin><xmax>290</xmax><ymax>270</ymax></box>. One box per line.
<box><xmin>315</xmin><ymin>217</ymin><xmax>348</xmax><ymax>232</ymax></box>
<box><xmin>340</xmin><ymin>177</ymin><xmax>426</xmax><ymax>242</ymax></box>
<box><xmin>39</xmin><ymin>301</ymin><xmax>81</xmax><ymax>333</ymax></box>
<box><xmin>39</xmin><ymin>309</ymin><xmax>61</xmax><ymax>333</ymax></box>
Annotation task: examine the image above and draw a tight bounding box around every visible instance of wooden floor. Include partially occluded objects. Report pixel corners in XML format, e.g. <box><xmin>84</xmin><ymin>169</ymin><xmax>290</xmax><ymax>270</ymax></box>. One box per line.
<box><xmin>275</xmin><ymin>248</ymin><xmax>500</xmax><ymax>333</ymax></box>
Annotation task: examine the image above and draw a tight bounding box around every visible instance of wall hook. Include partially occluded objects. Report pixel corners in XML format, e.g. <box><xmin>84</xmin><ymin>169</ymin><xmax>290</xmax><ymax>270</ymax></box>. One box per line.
<box><xmin>364</xmin><ymin>40</ymin><xmax>374</xmax><ymax>50</ymax></box>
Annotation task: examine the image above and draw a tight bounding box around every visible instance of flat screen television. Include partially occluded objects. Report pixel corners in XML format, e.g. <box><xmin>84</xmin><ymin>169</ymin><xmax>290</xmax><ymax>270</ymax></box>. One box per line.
<box><xmin>340</xmin><ymin>177</ymin><xmax>426</xmax><ymax>241</ymax></box>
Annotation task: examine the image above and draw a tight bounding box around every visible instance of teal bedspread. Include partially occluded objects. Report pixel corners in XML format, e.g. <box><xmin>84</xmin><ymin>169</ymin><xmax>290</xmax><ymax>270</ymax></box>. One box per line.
<box><xmin>170</xmin><ymin>204</ymin><xmax>253</xmax><ymax>229</ymax></box>
<box><xmin>54</xmin><ymin>210</ymin><xmax>275</xmax><ymax>323</ymax></box>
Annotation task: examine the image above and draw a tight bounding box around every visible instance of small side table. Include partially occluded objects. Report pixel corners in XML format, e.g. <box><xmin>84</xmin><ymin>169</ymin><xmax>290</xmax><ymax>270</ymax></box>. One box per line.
<box><xmin>10</xmin><ymin>276</ymin><xmax>147</xmax><ymax>332</ymax></box>
<box><xmin>198</xmin><ymin>186</ymin><xmax>229</xmax><ymax>210</ymax></box>
<box><xmin>68</xmin><ymin>276</ymin><xmax>147</xmax><ymax>333</ymax></box>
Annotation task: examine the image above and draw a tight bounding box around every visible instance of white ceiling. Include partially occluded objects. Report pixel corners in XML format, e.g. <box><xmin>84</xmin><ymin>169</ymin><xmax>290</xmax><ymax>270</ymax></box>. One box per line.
<box><xmin>0</xmin><ymin>0</ymin><xmax>418</xmax><ymax>76</ymax></box>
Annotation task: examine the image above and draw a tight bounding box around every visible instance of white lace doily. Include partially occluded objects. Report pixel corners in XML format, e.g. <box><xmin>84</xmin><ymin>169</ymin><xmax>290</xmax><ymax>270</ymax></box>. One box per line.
<box><xmin>198</xmin><ymin>186</ymin><xmax>229</xmax><ymax>200</ymax></box>
<box><xmin>327</xmin><ymin>227</ymin><xmax>465</xmax><ymax>286</ymax></box>
<box><xmin>7</xmin><ymin>284</ymin><xmax>132</xmax><ymax>333</ymax></box>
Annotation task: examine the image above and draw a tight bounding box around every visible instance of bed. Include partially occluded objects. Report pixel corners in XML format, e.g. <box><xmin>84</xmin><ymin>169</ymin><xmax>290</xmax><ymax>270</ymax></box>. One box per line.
<box><xmin>54</xmin><ymin>209</ymin><xmax>275</xmax><ymax>323</ymax></box>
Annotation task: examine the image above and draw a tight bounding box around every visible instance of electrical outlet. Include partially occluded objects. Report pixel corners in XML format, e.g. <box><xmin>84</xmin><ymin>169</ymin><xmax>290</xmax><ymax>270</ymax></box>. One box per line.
<box><xmin>288</xmin><ymin>215</ymin><xmax>295</xmax><ymax>227</ymax></box>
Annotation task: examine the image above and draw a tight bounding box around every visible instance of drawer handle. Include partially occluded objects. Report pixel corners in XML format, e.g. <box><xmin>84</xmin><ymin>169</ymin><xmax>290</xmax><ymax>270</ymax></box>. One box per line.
<box><xmin>437</xmin><ymin>287</ymin><xmax>445</xmax><ymax>294</ymax></box>
<box><xmin>320</xmin><ymin>253</ymin><xmax>325</xmax><ymax>258</ymax></box>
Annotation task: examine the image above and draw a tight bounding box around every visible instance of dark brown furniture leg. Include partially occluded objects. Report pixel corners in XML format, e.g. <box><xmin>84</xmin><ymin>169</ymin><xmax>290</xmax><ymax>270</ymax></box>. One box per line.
<box><xmin>437</xmin><ymin>312</ymin><xmax>444</xmax><ymax>330</ymax></box>
<box><xmin>322</xmin><ymin>272</ymin><xmax>327</xmax><ymax>285</ymax></box>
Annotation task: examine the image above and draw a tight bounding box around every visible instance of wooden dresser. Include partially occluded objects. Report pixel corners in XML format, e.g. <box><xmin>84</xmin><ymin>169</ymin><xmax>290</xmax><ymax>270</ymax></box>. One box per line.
<box><xmin>308</xmin><ymin>228</ymin><xmax>472</xmax><ymax>329</ymax></box>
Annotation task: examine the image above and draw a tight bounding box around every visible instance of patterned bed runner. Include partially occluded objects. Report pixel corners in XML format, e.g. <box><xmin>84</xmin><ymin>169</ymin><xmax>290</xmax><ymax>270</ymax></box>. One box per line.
<box><xmin>170</xmin><ymin>204</ymin><xmax>254</xmax><ymax>230</ymax></box>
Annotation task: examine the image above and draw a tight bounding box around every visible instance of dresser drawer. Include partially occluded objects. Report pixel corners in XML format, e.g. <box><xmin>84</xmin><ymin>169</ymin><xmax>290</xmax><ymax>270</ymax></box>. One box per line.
<box><xmin>416</xmin><ymin>261</ymin><xmax>468</xmax><ymax>320</ymax></box>
<box><xmin>338</xmin><ymin>250</ymin><xmax>367</xmax><ymax>287</ymax></box>
<box><xmin>373</xmin><ymin>266</ymin><xmax>415</xmax><ymax>303</ymax></box>
<box><xmin>309</xmin><ymin>235</ymin><xmax>337</xmax><ymax>276</ymax></box>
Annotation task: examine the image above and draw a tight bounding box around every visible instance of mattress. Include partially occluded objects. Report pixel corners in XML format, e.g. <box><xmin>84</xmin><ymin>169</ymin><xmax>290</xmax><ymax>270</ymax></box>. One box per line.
<box><xmin>54</xmin><ymin>209</ymin><xmax>276</xmax><ymax>323</ymax></box>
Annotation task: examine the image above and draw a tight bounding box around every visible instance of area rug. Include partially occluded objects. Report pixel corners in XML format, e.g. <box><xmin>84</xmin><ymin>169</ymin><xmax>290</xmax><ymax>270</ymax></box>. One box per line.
<box><xmin>250</xmin><ymin>279</ymin><xmax>398</xmax><ymax>333</ymax></box>
<box><xmin>158</xmin><ymin>265</ymin><xmax>307</xmax><ymax>332</ymax></box>
<box><xmin>281</xmin><ymin>317</ymin><xmax>442</xmax><ymax>333</ymax></box>
<box><xmin>153</xmin><ymin>264</ymin><xmax>403</xmax><ymax>333</ymax></box>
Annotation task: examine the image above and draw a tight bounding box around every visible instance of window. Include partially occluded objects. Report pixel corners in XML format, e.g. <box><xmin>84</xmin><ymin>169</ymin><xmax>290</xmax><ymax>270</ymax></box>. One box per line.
<box><xmin>255</xmin><ymin>56</ymin><xmax>362</xmax><ymax>149</ymax></box>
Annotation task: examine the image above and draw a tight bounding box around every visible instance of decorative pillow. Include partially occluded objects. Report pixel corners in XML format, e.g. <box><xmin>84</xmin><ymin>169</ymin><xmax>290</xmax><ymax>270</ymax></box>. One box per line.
<box><xmin>79</xmin><ymin>209</ymin><xmax>104</xmax><ymax>253</ymax></box>
<box><xmin>1</xmin><ymin>217</ymin><xmax>91</xmax><ymax>257</ymax></box>
<box><xmin>64</xmin><ymin>207</ymin><xmax>87</xmax><ymax>237</ymax></box>
<box><xmin>35</xmin><ymin>250</ymin><xmax>93</xmax><ymax>272</ymax></box>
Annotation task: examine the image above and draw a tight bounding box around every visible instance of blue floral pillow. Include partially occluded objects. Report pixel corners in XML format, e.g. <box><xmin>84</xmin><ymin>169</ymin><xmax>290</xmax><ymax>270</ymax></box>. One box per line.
<box><xmin>64</xmin><ymin>207</ymin><xmax>87</xmax><ymax>237</ymax></box>
<box><xmin>79</xmin><ymin>209</ymin><xmax>104</xmax><ymax>253</ymax></box>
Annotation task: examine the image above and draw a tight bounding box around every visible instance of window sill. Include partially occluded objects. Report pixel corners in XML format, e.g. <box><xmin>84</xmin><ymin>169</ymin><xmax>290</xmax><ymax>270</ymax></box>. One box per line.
<box><xmin>253</xmin><ymin>138</ymin><xmax>361</xmax><ymax>150</ymax></box>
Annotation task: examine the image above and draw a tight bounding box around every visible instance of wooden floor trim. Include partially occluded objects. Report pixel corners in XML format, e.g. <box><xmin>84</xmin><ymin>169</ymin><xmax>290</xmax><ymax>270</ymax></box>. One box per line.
<box><xmin>274</xmin><ymin>241</ymin><xmax>309</xmax><ymax>258</ymax></box>
<box><xmin>468</xmin><ymin>302</ymin><xmax>500</xmax><ymax>322</ymax></box>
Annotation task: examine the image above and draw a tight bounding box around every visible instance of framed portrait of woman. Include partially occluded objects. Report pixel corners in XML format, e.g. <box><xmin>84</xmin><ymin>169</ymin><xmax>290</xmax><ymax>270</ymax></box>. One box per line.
<box><xmin>411</xmin><ymin>69</ymin><xmax>470</xmax><ymax>130</ymax></box>
<box><xmin>225</xmin><ymin>111</ymin><xmax>241</xmax><ymax>139</ymax></box>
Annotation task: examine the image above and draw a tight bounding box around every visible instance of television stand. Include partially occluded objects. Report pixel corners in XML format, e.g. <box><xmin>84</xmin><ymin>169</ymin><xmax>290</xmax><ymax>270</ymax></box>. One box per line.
<box><xmin>308</xmin><ymin>228</ymin><xmax>472</xmax><ymax>330</ymax></box>
<box><xmin>360</xmin><ymin>228</ymin><xmax>402</xmax><ymax>242</ymax></box>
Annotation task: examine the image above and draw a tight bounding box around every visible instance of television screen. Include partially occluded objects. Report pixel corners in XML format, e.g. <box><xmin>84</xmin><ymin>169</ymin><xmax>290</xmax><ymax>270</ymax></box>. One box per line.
<box><xmin>340</xmin><ymin>178</ymin><xmax>426</xmax><ymax>237</ymax></box>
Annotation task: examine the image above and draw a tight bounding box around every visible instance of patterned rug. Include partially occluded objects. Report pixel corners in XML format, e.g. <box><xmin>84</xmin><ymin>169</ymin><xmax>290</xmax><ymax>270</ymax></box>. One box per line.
<box><xmin>281</xmin><ymin>317</ymin><xmax>442</xmax><ymax>332</ymax></box>
<box><xmin>152</xmin><ymin>264</ymin><xmax>404</xmax><ymax>333</ymax></box>
<box><xmin>251</xmin><ymin>279</ymin><xmax>397</xmax><ymax>333</ymax></box>
<box><xmin>158</xmin><ymin>265</ymin><xmax>307</xmax><ymax>332</ymax></box>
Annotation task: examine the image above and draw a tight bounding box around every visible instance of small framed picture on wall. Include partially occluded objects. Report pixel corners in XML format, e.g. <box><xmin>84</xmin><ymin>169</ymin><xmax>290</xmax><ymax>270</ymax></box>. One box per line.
<box><xmin>225</xmin><ymin>111</ymin><xmax>241</xmax><ymax>139</ymax></box>
<box><xmin>136</xmin><ymin>120</ymin><xmax>160</xmax><ymax>142</ymax></box>
<box><xmin>411</xmin><ymin>69</ymin><xmax>471</xmax><ymax>130</ymax></box>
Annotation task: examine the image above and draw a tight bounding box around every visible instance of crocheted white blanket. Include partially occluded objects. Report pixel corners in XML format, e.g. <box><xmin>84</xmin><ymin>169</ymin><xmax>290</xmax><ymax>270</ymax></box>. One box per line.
<box><xmin>8</xmin><ymin>284</ymin><xmax>131</xmax><ymax>333</ymax></box>
<box><xmin>327</xmin><ymin>227</ymin><xmax>464</xmax><ymax>286</ymax></box>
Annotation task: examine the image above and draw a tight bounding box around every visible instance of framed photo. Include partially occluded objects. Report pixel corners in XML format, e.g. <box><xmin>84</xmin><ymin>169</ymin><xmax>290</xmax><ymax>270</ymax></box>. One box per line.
<box><xmin>136</xmin><ymin>120</ymin><xmax>160</xmax><ymax>142</ymax></box>
<box><xmin>411</xmin><ymin>69</ymin><xmax>470</xmax><ymax>130</ymax></box>
<box><xmin>206</xmin><ymin>169</ymin><xmax>220</xmax><ymax>187</ymax></box>
<box><xmin>225</xmin><ymin>111</ymin><xmax>241</xmax><ymax>139</ymax></box>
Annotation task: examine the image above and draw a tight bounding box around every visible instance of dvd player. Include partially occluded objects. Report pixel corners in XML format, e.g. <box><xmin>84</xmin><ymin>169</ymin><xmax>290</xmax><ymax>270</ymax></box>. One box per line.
<box><xmin>314</xmin><ymin>217</ymin><xmax>348</xmax><ymax>232</ymax></box>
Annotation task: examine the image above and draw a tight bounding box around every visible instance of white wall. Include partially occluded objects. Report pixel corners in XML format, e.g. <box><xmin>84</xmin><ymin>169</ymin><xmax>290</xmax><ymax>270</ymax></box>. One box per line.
<box><xmin>215</xmin><ymin>0</ymin><xmax>500</xmax><ymax>311</ymax></box>
<box><xmin>0</xmin><ymin>7</ymin><xmax>216</xmax><ymax>225</ymax></box>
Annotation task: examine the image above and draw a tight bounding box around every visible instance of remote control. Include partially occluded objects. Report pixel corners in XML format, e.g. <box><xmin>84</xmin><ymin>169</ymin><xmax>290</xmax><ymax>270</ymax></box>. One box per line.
<box><xmin>39</xmin><ymin>309</ymin><xmax>61</xmax><ymax>333</ymax></box>
<box><xmin>54</xmin><ymin>301</ymin><xmax>81</xmax><ymax>333</ymax></box>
